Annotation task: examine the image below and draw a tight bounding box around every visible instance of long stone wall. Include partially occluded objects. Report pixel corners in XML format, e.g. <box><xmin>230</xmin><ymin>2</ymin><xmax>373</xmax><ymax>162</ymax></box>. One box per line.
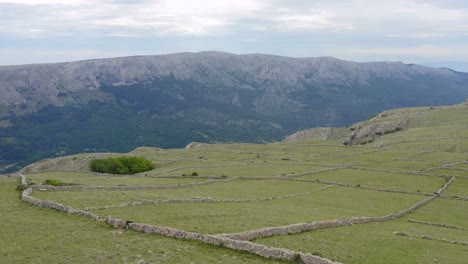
<box><xmin>218</xmin><ymin>177</ymin><xmax>455</xmax><ymax>241</ymax></box>
<box><xmin>31</xmin><ymin>177</ymin><xmax>236</xmax><ymax>191</ymax></box>
<box><xmin>84</xmin><ymin>185</ymin><xmax>335</xmax><ymax>211</ymax></box>
<box><xmin>127</xmin><ymin>222</ymin><xmax>340</xmax><ymax>264</ymax></box>
<box><xmin>20</xmin><ymin>182</ymin><xmax>339</xmax><ymax>264</ymax></box>
<box><xmin>393</xmin><ymin>231</ymin><xmax>468</xmax><ymax>247</ymax></box>
<box><xmin>441</xmin><ymin>194</ymin><xmax>468</xmax><ymax>201</ymax></box>
<box><xmin>407</xmin><ymin>219</ymin><xmax>463</xmax><ymax>230</ymax></box>
<box><xmin>21</xmin><ymin>187</ymin><xmax>101</xmax><ymax>221</ymax></box>
<box><xmin>286</xmin><ymin>178</ymin><xmax>432</xmax><ymax>197</ymax></box>
<box><xmin>18</xmin><ymin>174</ymin><xmax>455</xmax><ymax>264</ymax></box>
<box><xmin>281</xmin><ymin>166</ymin><xmax>350</xmax><ymax>178</ymax></box>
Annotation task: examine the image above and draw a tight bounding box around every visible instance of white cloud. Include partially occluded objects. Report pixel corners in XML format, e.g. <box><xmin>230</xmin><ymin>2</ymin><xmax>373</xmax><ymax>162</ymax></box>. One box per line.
<box><xmin>272</xmin><ymin>10</ymin><xmax>354</xmax><ymax>31</ymax></box>
<box><xmin>0</xmin><ymin>0</ymin><xmax>267</xmax><ymax>36</ymax></box>
<box><xmin>383</xmin><ymin>34</ymin><xmax>445</xmax><ymax>39</ymax></box>
<box><xmin>0</xmin><ymin>0</ymin><xmax>91</xmax><ymax>5</ymax></box>
<box><xmin>1</xmin><ymin>0</ymin><xmax>467</xmax><ymax>37</ymax></box>
<box><xmin>1</xmin><ymin>0</ymin><xmax>468</xmax><ymax>67</ymax></box>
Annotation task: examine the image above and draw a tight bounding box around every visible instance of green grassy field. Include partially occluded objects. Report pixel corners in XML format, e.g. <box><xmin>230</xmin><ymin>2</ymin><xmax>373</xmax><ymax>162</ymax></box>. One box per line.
<box><xmin>298</xmin><ymin>168</ymin><xmax>444</xmax><ymax>193</ymax></box>
<box><xmin>90</xmin><ymin>187</ymin><xmax>423</xmax><ymax>234</ymax></box>
<box><xmin>31</xmin><ymin>179</ymin><xmax>327</xmax><ymax>208</ymax></box>
<box><xmin>5</xmin><ymin>102</ymin><xmax>468</xmax><ymax>263</ymax></box>
<box><xmin>444</xmin><ymin>178</ymin><xmax>468</xmax><ymax>197</ymax></box>
<box><xmin>0</xmin><ymin>177</ymin><xmax>287</xmax><ymax>264</ymax></box>
<box><xmin>256</xmin><ymin>220</ymin><xmax>468</xmax><ymax>264</ymax></box>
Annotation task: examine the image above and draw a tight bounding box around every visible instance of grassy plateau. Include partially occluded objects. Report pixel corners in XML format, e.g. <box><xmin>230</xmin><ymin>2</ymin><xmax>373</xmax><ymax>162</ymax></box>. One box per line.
<box><xmin>3</xmin><ymin>102</ymin><xmax>468</xmax><ymax>263</ymax></box>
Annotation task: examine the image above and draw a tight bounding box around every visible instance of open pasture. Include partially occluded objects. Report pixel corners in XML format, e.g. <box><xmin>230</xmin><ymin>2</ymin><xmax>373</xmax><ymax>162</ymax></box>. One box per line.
<box><xmin>90</xmin><ymin>187</ymin><xmax>424</xmax><ymax>234</ymax></box>
<box><xmin>10</xmin><ymin>103</ymin><xmax>468</xmax><ymax>263</ymax></box>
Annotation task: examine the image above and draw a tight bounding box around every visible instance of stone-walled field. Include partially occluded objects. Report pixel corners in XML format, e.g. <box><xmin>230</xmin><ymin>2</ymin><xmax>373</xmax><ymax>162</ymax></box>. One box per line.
<box><xmin>16</xmin><ymin>135</ymin><xmax>468</xmax><ymax>264</ymax></box>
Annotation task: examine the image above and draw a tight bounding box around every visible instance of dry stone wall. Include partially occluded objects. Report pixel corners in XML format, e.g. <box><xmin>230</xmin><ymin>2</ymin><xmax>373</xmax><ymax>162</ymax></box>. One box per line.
<box><xmin>393</xmin><ymin>232</ymin><xmax>468</xmax><ymax>246</ymax></box>
<box><xmin>441</xmin><ymin>194</ymin><xmax>468</xmax><ymax>201</ymax></box>
<box><xmin>20</xmin><ymin>180</ymin><xmax>339</xmax><ymax>264</ymax></box>
<box><xmin>218</xmin><ymin>177</ymin><xmax>455</xmax><ymax>241</ymax></box>
<box><xmin>18</xmin><ymin>174</ymin><xmax>455</xmax><ymax>263</ymax></box>
<box><xmin>84</xmin><ymin>185</ymin><xmax>335</xmax><ymax>211</ymax></box>
<box><xmin>407</xmin><ymin>219</ymin><xmax>463</xmax><ymax>230</ymax></box>
<box><xmin>32</xmin><ymin>177</ymin><xmax>236</xmax><ymax>191</ymax></box>
<box><xmin>287</xmin><ymin>178</ymin><xmax>431</xmax><ymax>196</ymax></box>
<box><xmin>21</xmin><ymin>187</ymin><xmax>101</xmax><ymax>221</ymax></box>
<box><xmin>127</xmin><ymin>222</ymin><xmax>339</xmax><ymax>264</ymax></box>
<box><xmin>18</xmin><ymin>174</ymin><xmax>27</xmax><ymax>185</ymax></box>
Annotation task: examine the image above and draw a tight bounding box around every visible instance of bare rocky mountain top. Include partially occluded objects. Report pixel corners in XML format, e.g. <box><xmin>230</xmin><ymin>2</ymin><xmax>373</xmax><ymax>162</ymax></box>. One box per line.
<box><xmin>0</xmin><ymin>51</ymin><xmax>465</xmax><ymax>107</ymax></box>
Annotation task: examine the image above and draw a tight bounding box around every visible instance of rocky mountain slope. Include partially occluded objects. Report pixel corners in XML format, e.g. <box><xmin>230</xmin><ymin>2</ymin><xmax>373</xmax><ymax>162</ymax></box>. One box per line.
<box><xmin>1</xmin><ymin>51</ymin><xmax>468</xmax><ymax>172</ymax></box>
<box><xmin>284</xmin><ymin>100</ymin><xmax>468</xmax><ymax>148</ymax></box>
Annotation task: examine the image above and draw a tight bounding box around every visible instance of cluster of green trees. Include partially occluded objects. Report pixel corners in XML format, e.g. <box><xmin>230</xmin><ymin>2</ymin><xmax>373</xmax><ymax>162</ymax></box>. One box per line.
<box><xmin>90</xmin><ymin>156</ymin><xmax>154</xmax><ymax>175</ymax></box>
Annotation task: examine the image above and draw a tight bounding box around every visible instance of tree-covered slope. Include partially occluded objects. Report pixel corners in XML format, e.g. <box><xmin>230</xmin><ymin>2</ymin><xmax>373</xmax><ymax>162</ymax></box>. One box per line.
<box><xmin>1</xmin><ymin>52</ymin><xmax>468</xmax><ymax>172</ymax></box>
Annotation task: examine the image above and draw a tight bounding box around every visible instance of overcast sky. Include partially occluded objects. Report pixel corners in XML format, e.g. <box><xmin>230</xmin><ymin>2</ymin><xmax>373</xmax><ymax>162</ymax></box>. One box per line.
<box><xmin>1</xmin><ymin>0</ymin><xmax>468</xmax><ymax>71</ymax></box>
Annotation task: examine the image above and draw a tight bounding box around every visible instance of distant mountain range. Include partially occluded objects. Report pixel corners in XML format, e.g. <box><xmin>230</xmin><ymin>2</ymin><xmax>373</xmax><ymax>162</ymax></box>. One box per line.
<box><xmin>1</xmin><ymin>51</ymin><xmax>468</xmax><ymax>172</ymax></box>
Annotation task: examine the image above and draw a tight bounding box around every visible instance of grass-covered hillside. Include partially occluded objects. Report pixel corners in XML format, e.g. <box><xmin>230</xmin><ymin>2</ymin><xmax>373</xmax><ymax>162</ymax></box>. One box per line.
<box><xmin>3</xmin><ymin>102</ymin><xmax>468</xmax><ymax>263</ymax></box>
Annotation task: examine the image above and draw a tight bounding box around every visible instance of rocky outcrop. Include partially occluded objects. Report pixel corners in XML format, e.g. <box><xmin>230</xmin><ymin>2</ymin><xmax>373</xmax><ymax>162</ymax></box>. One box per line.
<box><xmin>283</xmin><ymin>127</ymin><xmax>333</xmax><ymax>142</ymax></box>
<box><xmin>343</xmin><ymin>119</ymin><xmax>408</xmax><ymax>145</ymax></box>
<box><xmin>185</xmin><ymin>142</ymin><xmax>204</xmax><ymax>149</ymax></box>
<box><xmin>283</xmin><ymin>115</ymin><xmax>408</xmax><ymax>145</ymax></box>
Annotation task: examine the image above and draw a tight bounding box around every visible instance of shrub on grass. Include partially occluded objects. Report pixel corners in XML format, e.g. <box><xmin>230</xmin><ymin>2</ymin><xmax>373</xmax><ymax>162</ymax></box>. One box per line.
<box><xmin>90</xmin><ymin>156</ymin><xmax>154</xmax><ymax>175</ymax></box>
<box><xmin>43</xmin><ymin>179</ymin><xmax>76</xmax><ymax>186</ymax></box>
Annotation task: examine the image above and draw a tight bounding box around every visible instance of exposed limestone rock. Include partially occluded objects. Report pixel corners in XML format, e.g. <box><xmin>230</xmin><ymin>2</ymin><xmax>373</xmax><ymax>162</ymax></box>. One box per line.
<box><xmin>185</xmin><ymin>142</ymin><xmax>204</xmax><ymax>149</ymax></box>
<box><xmin>283</xmin><ymin>108</ymin><xmax>409</xmax><ymax>145</ymax></box>
<box><xmin>283</xmin><ymin>127</ymin><xmax>332</xmax><ymax>142</ymax></box>
<box><xmin>343</xmin><ymin>119</ymin><xmax>408</xmax><ymax>145</ymax></box>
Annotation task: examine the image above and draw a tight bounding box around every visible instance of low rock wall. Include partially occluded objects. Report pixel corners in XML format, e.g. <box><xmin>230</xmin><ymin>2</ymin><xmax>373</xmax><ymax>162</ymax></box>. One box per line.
<box><xmin>128</xmin><ymin>222</ymin><xmax>338</xmax><ymax>264</ymax></box>
<box><xmin>21</xmin><ymin>187</ymin><xmax>101</xmax><ymax>221</ymax></box>
<box><xmin>85</xmin><ymin>185</ymin><xmax>335</xmax><ymax>211</ymax></box>
<box><xmin>19</xmin><ymin>174</ymin><xmax>27</xmax><ymax>185</ymax></box>
<box><xmin>20</xmin><ymin>185</ymin><xmax>338</xmax><ymax>264</ymax></box>
<box><xmin>31</xmin><ymin>177</ymin><xmax>236</xmax><ymax>191</ymax></box>
<box><xmin>219</xmin><ymin>177</ymin><xmax>455</xmax><ymax>241</ymax></box>
<box><xmin>19</xmin><ymin>175</ymin><xmax>454</xmax><ymax>263</ymax></box>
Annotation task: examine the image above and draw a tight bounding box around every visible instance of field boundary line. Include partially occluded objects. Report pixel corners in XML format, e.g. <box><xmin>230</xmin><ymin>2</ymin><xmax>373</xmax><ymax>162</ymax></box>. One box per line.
<box><xmin>30</xmin><ymin>177</ymin><xmax>237</xmax><ymax>191</ymax></box>
<box><xmin>216</xmin><ymin>177</ymin><xmax>455</xmax><ymax>241</ymax></box>
<box><xmin>83</xmin><ymin>185</ymin><xmax>336</xmax><ymax>211</ymax></box>
<box><xmin>19</xmin><ymin>174</ymin><xmax>340</xmax><ymax>264</ymax></box>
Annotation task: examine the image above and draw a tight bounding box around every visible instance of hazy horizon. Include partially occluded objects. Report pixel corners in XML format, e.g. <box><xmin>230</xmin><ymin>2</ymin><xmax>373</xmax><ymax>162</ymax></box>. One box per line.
<box><xmin>1</xmin><ymin>0</ymin><xmax>468</xmax><ymax>71</ymax></box>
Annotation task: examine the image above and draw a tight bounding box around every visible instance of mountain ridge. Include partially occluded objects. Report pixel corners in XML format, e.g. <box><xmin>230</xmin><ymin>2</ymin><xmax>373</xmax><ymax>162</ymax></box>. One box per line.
<box><xmin>1</xmin><ymin>51</ymin><xmax>468</xmax><ymax>172</ymax></box>
<box><xmin>2</xmin><ymin>51</ymin><xmax>466</xmax><ymax>108</ymax></box>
